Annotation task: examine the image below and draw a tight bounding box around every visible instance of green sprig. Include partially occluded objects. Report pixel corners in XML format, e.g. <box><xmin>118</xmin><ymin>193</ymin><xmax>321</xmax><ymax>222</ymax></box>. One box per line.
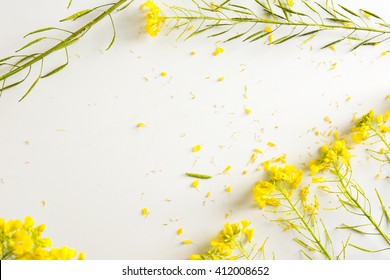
<box><xmin>0</xmin><ymin>0</ymin><xmax>134</xmax><ymax>101</ymax></box>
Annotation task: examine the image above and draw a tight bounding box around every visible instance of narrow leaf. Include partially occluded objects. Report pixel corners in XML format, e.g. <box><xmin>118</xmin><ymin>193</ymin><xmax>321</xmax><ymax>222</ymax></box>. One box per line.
<box><xmin>326</xmin><ymin>17</ymin><xmax>352</xmax><ymax>24</ymax></box>
<box><xmin>315</xmin><ymin>2</ymin><xmax>335</xmax><ymax>17</ymax></box>
<box><xmin>339</xmin><ymin>5</ymin><xmax>359</xmax><ymax>17</ymax></box>
<box><xmin>208</xmin><ymin>29</ymin><xmax>230</xmax><ymax>38</ymax></box>
<box><xmin>16</xmin><ymin>37</ymin><xmax>46</xmax><ymax>53</ymax></box>
<box><xmin>18</xmin><ymin>75</ymin><xmax>40</xmax><ymax>102</ymax></box>
<box><xmin>60</xmin><ymin>9</ymin><xmax>93</xmax><ymax>22</ymax></box>
<box><xmin>249</xmin><ymin>32</ymin><xmax>269</xmax><ymax>43</ymax></box>
<box><xmin>375</xmin><ymin>189</ymin><xmax>390</xmax><ymax>224</ymax></box>
<box><xmin>299</xmin><ymin>29</ymin><xmax>321</xmax><ymax>37</ymax></box>
<box><xmin>271</xmin><ymin>34</ymin><xmax>298</xmax><ymax>45</ymax></box>
<box><xmin>24</xmin><ymin>27</ymin><xmax>55</xmax><ymax>38</ymax></box>
<box><xmin>360</xmin><ymin>9</ymin><xmax>382</xmax><ymax>19</ymax></box>
<box><xmin>351</xmin><ymin>36</ymin><xmax>378</xmax><ymax>51</ymax></box>
<box><xmin>243</xmin><ymin>31</ymin><xmax>265</xmax><ymax>42</ymax></box>
<box><xmin>224</xmin><ymin>32</ymin><xmax>246</xmax><ymax>42</ymax></box>
<box><xmin>303</xmin><ymin>1</ymin><xmax>318</xmax><ymax>14</ymax></box>
<box><xmin>41</xmin><ymin>62</ymin><xmax>68</xmax><ymax>79</ymax></box>
<box><xmin>277</xmin><ymin>0</ymin><xmax>290</xmax><ymax>22</ymax></box>
<box><xmin>105</xmin><ymin>14</ymin><xmax>116</xmax><ymax>51</ymax></box>
<box><xmin>276</xmin><ymin>4</ymin><xmax>307</xmax><ymax>16</ymax></box>
<box><xmin>321</xmin><ymin>38</ymin><xmax>345</xmax><ymax>49</ymax></box>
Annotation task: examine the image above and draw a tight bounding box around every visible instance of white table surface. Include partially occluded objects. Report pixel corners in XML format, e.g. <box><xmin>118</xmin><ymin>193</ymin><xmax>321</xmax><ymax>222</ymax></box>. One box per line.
<box><xmin>1</xmin><ymin>0</ymin><xmax>390</xmax><ymax>259</ymax></box>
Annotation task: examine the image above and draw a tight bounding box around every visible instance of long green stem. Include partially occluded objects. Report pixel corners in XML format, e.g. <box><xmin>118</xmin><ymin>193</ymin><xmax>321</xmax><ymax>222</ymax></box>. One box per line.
<box><xmin>0</xmin><ymin>0</ymin><xmax>132</xmax><ymax>83</ymax></box>
<box><xmin>369</xmin><ymin>125</ymin><xmax>390</xmax><ymax>162</ymax></box>
<box><xmin>333</xmin><ymin>163</ymin><xmax>390</xmax><ymax>246</ymax></box>
<box><xmin>165</xmin><ymin>15</ymin><xmax>390</xmax><ymax>35</ymax></box>
<box><xmin>279</xmin><ymin>188</ymin><xmax>333</xmax><ymax>260</ymax></box>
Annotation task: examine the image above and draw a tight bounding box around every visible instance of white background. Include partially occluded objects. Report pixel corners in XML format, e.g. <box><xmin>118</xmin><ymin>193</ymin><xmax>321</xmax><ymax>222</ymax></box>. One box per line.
<box><xmin>1</xmin><ymin>0</ymin><xmax>390</xmax><ymax>259</ymax></box>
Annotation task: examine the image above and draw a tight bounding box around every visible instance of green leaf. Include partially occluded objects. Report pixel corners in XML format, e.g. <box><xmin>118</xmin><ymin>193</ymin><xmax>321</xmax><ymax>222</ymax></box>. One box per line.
<box><xmin>105</xmin><ymin>14</ymin><xmax>116</xmax><ymax>51</ymax></box>
<box><xmin>339</xmin><ymin>5</ymin><xmax>359</xmax><ymax>17</ymax></box>
<box><xmin>16</xmin><ymin>37</ymin><xmax>46</xmax><ymax>53</ymax></box>
<box><xmin>67</xmin><ymin>0</ymin><xmax>73</xmax><ymax>9</ymax></box>
<box><xmin>60</xmin><ymin>9</ymin><xmax>93</xmax><ymax>22</ymax></box>
<box><xmin>275</xmin><ymin>4</ymin><xmax>307</xmax><ymax>16</ymax></box>
<box><xmin>24</xmin><ymin>27</ymin><xmax>55</xmax><ymax>38</ymax></box>
<box><xmin>321</xmin><ymin>38</ymin><xmax>345</xmax><ymax>49</ymax></box>
<box><xmin>299</xmin><ymin>29</ymin><xmax>321</xmax><ymax>37</ymax></box>
<box><xmin>208</xmin><ymin>29</ymin><xmax>231</xmax><ymax>38</ymax></box>
<box><xmin>224</xmin><ymin>32</ymin><xmax>246</xmax><ymax>42</ymax></box>
<box><xmin>360</xmin><ymin>9</ymin><xmax>382</xmax><ymax>19</ymax></box>
<box><xmin>302</xmin><ymin>1</ymin><xmax>318</xmax><ymax>14</ymax></box>
<box><xmin>315</xmin><ymin>2</ymin><xmax>335</xmax><ymax>17</ymax></box>
<box><xmin>351</xmin><ymin>37</ymin><xmax>378</xmax><ymax>51</ymax></box>
<box><xmin>271</xmin><ymin>34</ymin><xmax>298</xmax><ymax>45</ymax></box>
<box><xmin>277</xmin><ymin>0</ymin><xmax>290</xmax><ymax>22</ymax></box>
<box><xmin>41</xmin><ymin>62</ymin><xmax>68</xmax><ymax>79</ymax></box>
<box><xmin>326</xmin><ymin>17</ymin><xmax>352</xmax><ymax>24</ymax></box>
<box><xmin>186</xmin><ymin>27</ymin><xmax>211</xmax><ymax>40</ymax></box>
<box><xmin>243</xmin><ymin>31</ymin><xmax>265</xmax><ymax>42</ymax></box>
<box><xmin>18</xmin><ymin>75</ymin><xmax>40</xmax><ymax>102</ymax></box>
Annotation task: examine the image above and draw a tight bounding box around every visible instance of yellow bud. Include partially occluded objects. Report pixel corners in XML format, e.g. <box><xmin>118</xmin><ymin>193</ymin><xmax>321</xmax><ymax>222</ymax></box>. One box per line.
<box><xmin>376</xmin><ymin>114</ymin><xmax>384</xmax><ymax>124</ymax></box>
<box><xmin>24</xmin><ymin>216</ymin><xmax>35</xmax><ymax>229</ymax></box>
<box><xmin>78</xmin><ymin>252</ymin><xmax>86</xmax><ymax>260</ymax></box>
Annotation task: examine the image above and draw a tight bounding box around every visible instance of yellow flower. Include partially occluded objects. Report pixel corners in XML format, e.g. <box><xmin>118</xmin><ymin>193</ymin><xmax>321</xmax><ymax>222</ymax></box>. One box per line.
<box><xmin>265</xmin><ymin>26</ymin><xmax>273</xmax><ymax>33</ymax></box>
<box><xmin>253</xmin><ymin>181</ymin><xmax>280</xmax><ymax>208</ymax></box>
<box><xmin>142</xmin><ymin>208</ymin><xmax>150</xmax><ymax>216</ymax></box>
<box><xmin>310</xmin><ymin>139</ymin><xmax>351</xmax><ymax>174</ymax></box>
<box><xmin>142</xmin><ymin>1</ymin><xmax>166</xmax><ymax>37</ymax></box>
<box><xmin>1</xmin><ymin>216</ymin><xmax>84</xmax><ymax>260</ymax></box>
<box><xmin>245</xmin><ymin>228</ymin><xmax>255</xmax><ymax>242</ymax></box>
<box><xmin>301</xmin><ymin>186</ymin><xmax>310</xmax><ymax>202</ymax></box>
<box><xmin>213</xmin><ymin>46</ymin><xmax>224</xmax><ymax>56</ymax></box>
<box><xmin>192</xmin><ymin>144</ymin><xmax>202</xmax><ymax>152</ymax></box>
<box><xmin>78</xmin><ymin>252</ymin><xmax>86</xmax><ymax>260</ymax></box>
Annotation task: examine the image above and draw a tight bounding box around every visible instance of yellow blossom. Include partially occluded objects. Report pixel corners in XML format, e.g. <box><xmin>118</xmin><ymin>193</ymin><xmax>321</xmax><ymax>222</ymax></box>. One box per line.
<box><xmin>265</xmin><ymin>26</ymin><xmax>273</xmax><ymax>33</ymax></box>
<box><xmin>267</xmin><ymin>141</ymin><xmax>276</xmax><ymax>147</ymax></box>
<box><xmin>213</xmin><ymin>46</ymin><xmax>224</xmax><ymax>56</ymax></box>
<box><xmin>192</xmin><ymin>180</ymin><xmax>199</xmax><ymax>188</ymax></box>
<box><xmin>142</xmin><ymin>208</ymin><xmax>150</xmax><ymax>216</ymax></box>
<box><xmin>223</xmin><ymin>165</ymin><xmax>232</xmax><ymax>173</ymax></box>
<box><xmin>192</xmin><ymin>144</ymin><xmax>202</xmax><ymax>152</ymax></box>
<box><xmin>142</xmin><ymin>1</ymin><xmax>166</xmax><ymax>37</ymax></box>
<box><xmin>0</xmin><ymin>216</ymin><xmax>84</xmax><ymax>260</ymax></box>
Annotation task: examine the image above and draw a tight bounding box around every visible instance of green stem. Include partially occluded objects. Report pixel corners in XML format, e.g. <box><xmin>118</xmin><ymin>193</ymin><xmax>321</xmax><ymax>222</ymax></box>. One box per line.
<box><xmin>164</xmin><ymin>15</ymin><xmax>390</xmax><ymax>35</ymax></box>
<box><xmin>234</xmin><ymin>239</ymin><xmax>250</xmax><ymax>260</ymax></box>
<box><xmin>333</xmin><ymin>163</ymin><xmax>390</xmax><ymax>246</ymax></box>
<box><xmin>279</xmin><ymin>188</ymin><xmax>333</xmax><ymax>260</ymax></box>
<box><xmin>0</xmin><ymin>0</ymin><xmax>132</xmax><ymax>83</ymax></box>
<box><xmin>369</xmin><ymin>125</ymin><xmax>390</xmax><ymax>162</ymax></box>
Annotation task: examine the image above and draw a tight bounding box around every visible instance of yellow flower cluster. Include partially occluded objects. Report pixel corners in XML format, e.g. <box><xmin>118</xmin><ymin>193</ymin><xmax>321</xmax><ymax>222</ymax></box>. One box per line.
<box><xmin>142</xmin><ymin>1</ymin><xmax>166</xmax><ymax>37</ymax></box>
<box><xmin>0</xmin><ymin>216</ymin><xmax>85</xmax><ymax>260</ymax></box>
<box><xmin>253</xmin><ymin>164</ymin><xmax>303</xmax><ymax>208</ymax></box>
<box><xmin>310</xmin><ymin>139</ymin><xmax>351</xmax><ymax>176</ymax></box>
<box><xmin>190</xmin><ymin>220</ymin><xmax>255</xmax><ymax>260</ymax></box>
<box><xmin>352</xmin><ymin>109</ymin><xmax>390</xmax><ymax>144</ymax></box>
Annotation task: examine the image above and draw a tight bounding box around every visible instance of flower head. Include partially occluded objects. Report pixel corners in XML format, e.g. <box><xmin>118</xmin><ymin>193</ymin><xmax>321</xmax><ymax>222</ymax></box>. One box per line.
<box><xmin>142</xmin><ymin>1</ymin><xmax>166</xmax><ymax>36</ymax></box>
<box><xmin>310</xmin><ymin>139</ymin><xmax>351</xmax><ymax>175</ymax></box>
<box><xmin>0</xmin><ymin>216</ymin><xmax>84</xmax><ymax>260</ymax></box>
